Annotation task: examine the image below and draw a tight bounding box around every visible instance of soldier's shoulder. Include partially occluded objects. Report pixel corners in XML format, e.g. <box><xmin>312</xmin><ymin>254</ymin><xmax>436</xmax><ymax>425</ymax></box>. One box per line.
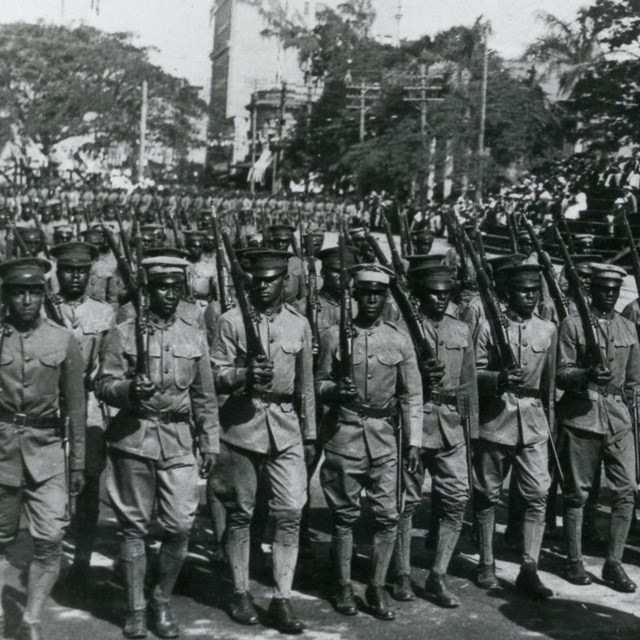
<box><xmin>42</xmin><ymin>318</ymin><xmax>74</xmax><ymax>339</ymax></box>
<box><xmin>616</xmin><ymin>311</ymin><xmax>637</xmax><ymax>336</ymax></box>
<box><xmin>444</xmin><ymin>315</ymin><xmax>473</xmax><ymax>339</ymax></box>
<box><xmin>283</xmin><ymin>302</ymin><xmax>306</xmax><ymax>321</ymax></box>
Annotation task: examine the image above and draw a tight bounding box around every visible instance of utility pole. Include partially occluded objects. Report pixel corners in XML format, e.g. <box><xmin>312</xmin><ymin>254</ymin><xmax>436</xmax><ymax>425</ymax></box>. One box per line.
<box><xmin>249</xmin><ymin>90</ymin><xmax>258</xmax><ymax>194</ymax></box>
<box><xmin>346</xmin><ymin>78</ymin><xmax>380</xmax><ymax>144</ymax></box>
<box><xmin>139</xmin><ymin>80</ymin><xmax>148</xmax><ymax>183</ymax></box>
<box><xmin>477</xmin><ymin>24</ymin><xmax>489</xmax><ymax>203</ymax></box>
<box><xmin>272</xmin><ymin>81</ymin><xmax>286</xmax><ymax>195</ymax></box>
<box><xmin>359</xmin><ymin>80</ymin><xmax>367</xmax><ymax>143</ymax></box>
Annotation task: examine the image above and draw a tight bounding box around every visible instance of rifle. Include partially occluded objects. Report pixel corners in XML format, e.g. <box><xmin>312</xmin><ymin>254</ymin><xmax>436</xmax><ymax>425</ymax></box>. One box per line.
<box><xmin>133</xmin><ymin>220</ymin><xmax>151</xmax><ymax>378</ymax></box>
<box><xmin>337</xmin><ymin>210</ymin><xmax>354</xmax><ymax>382</ymax></box>
<box><xmin>304</xmin><ymin>230</ymin><xmax>321</xmax><ymax>362</ymax></box>
<box><xmin>553</xmin><ymin>207</ymin><xmax>577</xmax><ymax>254</ymax></box>
<box><xmin>520</xmin><ymin>214</ymin><xmax>569</xmax><ymax>323</ymax></box>
<box><xmin>505</xmin><ymin>208</ymin><xmax>520</xmax><ymax>254</ymax></box>
<box><xmin>617</xmin><ymin>209</ymin><xmax>640</xmax><ymax>324</ymax></box>
<box><xmin>211</xmin><ymin>206</ymin><xmax>234</xmax><ymax>314</ymax></box>
<box><xmin>634</xmin><ymin>388</ymin><xmax>640</xmax><ymax>484</ymax></box>
<box><xmin>113</xmin><ymin>206</ymin><xmax>133</xmax><ymax>267</ymax></box>
<box><xmin>461</xmin><ymin>396</ymin><xmax>474</xmax><ymax>502</ymax></box>
<box><xmin>98</xmin><ymin>219</ymin><xmax>137</xmax><ymax>298</ymax></box>
<box><xmin>27</xmin><ymin>199</ymin><xmax>52</xmax><ymax>261</ymax></box>
<box><xmin>474</xmin><ymin>220</ymin><xmax>491</xmax><ymax>275</ymax></box>
<box><xmin>221</xmin><ymin>230</ymin><xmax>266</xmax><ymax>359</ymax></box>
<box><xmin>379</xmin><ymin>207</ymin><xmax>408</xmax><ymax>282</ymax></box>
<box><xmin>12</xmin><ymin>225</ymin><xmax>64</xmax><ymax>326</ymax></box>
<box><xmin>234</xmin><ymin>214</ymin><xmax>247</xmax><ymax>249</ymax></box>
<box><xmin>443</xmin><ymin>208</ymin><xmax>469</xmax><ymax>283</ymax></box>
<box><xmin>167</xmin><ymin>205</ymin><xmax>185</xmax><ymax>250</ymax></box>
<box><xmin>261</xmin><ymin>209</ymin><xmax>271</xmax><ymax>248</ymax></box>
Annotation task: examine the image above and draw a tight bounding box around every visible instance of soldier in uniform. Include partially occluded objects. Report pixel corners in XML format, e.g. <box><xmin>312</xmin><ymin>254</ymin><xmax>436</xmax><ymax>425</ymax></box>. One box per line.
<box><xmin>50</xmin><ymin>242</ymin><xmax>115</xmax><ymax>589</ymax></box>
<box><xmin>409</xmin><ymin>227</ymin><xmax>434</xmax><ymax>256</ymax></box>
<box><xmin>184</xmin><ymin>230</ymin><xmax>217</xmax><ymax>310</ymax></box>
<box><xmin>266</xmin><ymin>225</ymin><xmax>307</xmax><ymax>305</ymax></box>
<box><xmin>316</xmin><ymin>264</ymin><xmax>422</xmax><ymax>620</ymax></box>
<box><xmin>0</xmin><ymin>257</ymin><xmax>86</xmax><ymax>640</ymax></box>
<box><xmin>81</xmin><ymin>228</ymin><xmax>118</xmax><ymax>303</ymax></box>
<box><xmin>316</xmin><ymin>246</ymin><xmax>357</xmax><ymax>335</ymax></box>
<box><xmin>97</xmin><ymin>252</ymin><xmax>219</xmax><ymax>639</ymax></box>
<box><xmin>392</xmin><ymin>260</ymin><xmax>477</xmax><ymax>607</ymax></box>
<box><xmin>52</xmin><ymin>224</ymin><xmax>75</xmax><ymax>245</ymax></box>
<box><xmin>557</xmin><ymin>263</ymin><xmax>639</xmax><ymax>592</ymax></box>
<box><xmin>211</xmin><ymin>249</ymin><xmax>316</xmax><ymax>634</ymax></box>
<box><xmin>473</xmin><ymin>263</ymin><xmax>557</xmax><ymax>598</ymax></box>
<box><xmin>15</xmin><ymin>228</ymin><xmax>46</xmax><ymax>259</ymax></box>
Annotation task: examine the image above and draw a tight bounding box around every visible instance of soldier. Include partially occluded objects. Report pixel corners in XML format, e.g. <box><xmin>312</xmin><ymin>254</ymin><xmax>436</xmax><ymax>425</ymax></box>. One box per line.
<box><xmin>473</xmin><ymin>263</ymin><xmax>557</xmax><ymax>599</ymax></box>
<box><xmin>0</xmin><ymin>257</ymin><xmax>86</xmax><ymax>640</ymax></box>
<box><xmin>316</xmin><ymin>264</ymin><xmax>422</xmax><ymax>620</ymax></box>
<box><xmin>212</xmin><ymin>249</ymin><xmax>316</xmax><ymax>634</ymax></box>
<box><xmin>348</xmin><ymin>224</ymin><xmax>376</xmax><ymax>263</ymax></box>
<box><xmin>316</xmin><ymin>246</ymin><xmax>358</xmax><ymax>335</ymax></box>
<box><xmin>52</xmin><ymin>223</ymin><xmax>75</xmax><ymax>245</ymax></box>
<box><xmin>138</xmin><ymin>224</ymin><xmax>166</xmax><ymax>251</ymax></box>
<box><xmin>392</xmin><ymin>260</ymin><xmax>478</xmax><ymax>607</ymax></box>
<box><xmin>557</xmin><ymin>263</ymin><xmax>639</xmax><ymax>592</ymax></box>
<box><xmin>15</xmin><ymin>227</ymin><xmax>46</xmax><ymax>259</ymax></box>
<box><xmin>409</xmin><ymin>227</ymin><xmax>435</xmax><ymax>255</ymax></box>
<box><xmin>50</xmin><ymin>242</ymin><xmax>115</xmax><ymax>589</ymax></box>
<box><xmin>184</xmin><ymin>229</ymin><xmax>217</xmax><ymax>309</ymax></box>
<box><xmin>81</xmin><ymin>228</ymin><xmax>118</xmax><ymax>303</ymax></box>
<box><xmin>97</xmin><ymin>252</ymin><xmax>219</xmax><ymax>639</ymax></box>
<box><xmin>266</xmin><ymin>225</ymin><xmax>307</xmax><ymax>305</ymax></box>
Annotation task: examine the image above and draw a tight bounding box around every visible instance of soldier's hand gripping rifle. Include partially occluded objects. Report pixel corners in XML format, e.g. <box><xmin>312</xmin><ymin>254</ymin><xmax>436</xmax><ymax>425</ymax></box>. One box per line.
<box><xmin>520</xmin><ymin>213</ymin><xmax>570</xmax><ymax>323</ymax></box>
<box><xmin>211</xmin><ymin>206</ymin><xmax>234</xmax><ymax>314</ymax></box>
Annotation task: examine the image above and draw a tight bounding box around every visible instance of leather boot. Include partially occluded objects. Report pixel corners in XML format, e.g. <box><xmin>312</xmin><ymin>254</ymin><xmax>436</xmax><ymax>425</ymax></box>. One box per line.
<box><xmin>424</xmin><ymin>571</ymin><xmax>460</xmax><ymax>608</ymax></box>
<box><xmin>515</xmin><ymin>561</ymin><xmax>553</xmax><ymax>600</ymax></box>
<box><xmin>226</xmin><ymin>531</ymin><xmax>250</xmax><ymax>593</ymax></box>
<box><xmin>227</xmin><ymin>591</ymin><xmax>259</xmax><ymax>625</ymax></box>
<box><xmin>332</xmin><ymin>532</ymin><xmax>353</xmax><ymax>587</ymax></box>
<box><xmin>370</xmin><ymin>531</ymin><xmax>396</xmax><ymax>589</ymax></box>
<box><xmin>608</xmin><ymin>514</ymin><xmax>633</xmax><ymax>566</ymax></box>
<box><xmin>0</xmin><ymin>554</ymin><xmax>7</xmax><ymax>636</ymax></box>
<box><xmin>432</xmin><ymin>523</ymin><xmax>461</xmax><ymax>576</ymax></box>
<box><xmin>15</xmin><ymin>620</ymin><xmax>42</xmax><ymax>640</ymax></box>
<box><xmin>602</xmin><ymin>560</ymin><xmax>637</xmax><ymax>593</ymax></box>
<box><xmin>564</xmin><ymin>559</ymin><xmax>592</xmax><ymax>586</ymax></box>
<box><xmin>365</xmin><ymin>584</ymin><xmax>395</xmax><ymax>621</ymax></box>
<box><xmin>272</xmin><ymin>542</ymin><xmax>299</xmax><ymax>599</ymax></box>
<box><xmin>23</xmin><ymin>549</ymin><xmax>61</xmax><ymax>640</ymax></box>
<box><xmin>267</xmin><ymin>597</ymin><xmax>305</xmax><ymax>634</ymax></box>
<box><xmin>391</xmin><ymin>512</ymin><xmax>414</xmax><ymax>601</ymax></box>
<box><xmin>563</xmin><ymin>507</ymin><xmax>583</xmax><ymax>563</ymax></box>
<box><xmin>334</xmin><ymin>583</ymin><xmax>357</xmax><ymax>616</ymax></box>
<box><xmin>476</xmin><ymin>562</ymin><xmax>499</xmax><ymax>590</ymax></box>
<box><xmin>475</xmin><ymin>511</ymin><xmax>498</xmax><ymax>589</ymax></box>
<box><xmin>121</xmin><ymin>540</ymin><xmax>147</xmax><ymax>639</ymax></box>
<box><xmin>522</xmin><ymin>520</ymin><xmax>545</xmax><ymax>566</ymax></box>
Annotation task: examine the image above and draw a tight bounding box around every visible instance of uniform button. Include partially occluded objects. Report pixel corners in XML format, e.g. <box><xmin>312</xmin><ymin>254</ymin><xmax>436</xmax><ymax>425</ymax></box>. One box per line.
<box><xmin>523</xmin><ymin>361</ymin><xmax>528</xmax><ymax>366</ymax></box>
<box><xmin>609</xmin><ymin>357</ymin><xmax>614</xmax><ymax>362</ymax></box>
<box><xmin>24</xmin><ymin>382</ymin><xmax>29</xmax><ymax>388</ymax></box>
<box><xmin>269</xmin><ymin>317</ymin><xmax>274</xmax><ymax>323</ymax></box>
<box><xmin>164</xmin><ymin>368</ymin><xmax>169</xmax><ymax>374</ymax></box>
<box><xmin>164</xmin><ymin>346</ymin><xmax>170</xmax><ymax>352</ymax></box>
<box><xmin>24</xmin><ymin>357</ymin><xmax>31</xmax><ymax>362</ymax></box>
<box><xmin>439</xmin><ymin>340</ymin><xmax>444</xmax><ymax>346</ymax></box>
<box><xmin>269</xmin><ymin>338</ymin><xmax>275</xmax><ymax>344</ymax></box>
<box><xmin>523</xmin><ymin>341</ymin><xmax>528</xmax><ymax>347</ymax></box>
<box><xmin>72</xmin><ymin>323</ymin><xmax>79</xmax><ymax>329</ymax></box>
<box><xmin>367</xmin><ymin>374</ymin><xmax>372</xmax><ymax>379</ymax></box>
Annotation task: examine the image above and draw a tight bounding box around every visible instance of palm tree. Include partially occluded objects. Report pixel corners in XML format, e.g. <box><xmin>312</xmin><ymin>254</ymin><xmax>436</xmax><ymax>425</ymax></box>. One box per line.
<box><xmin>523</xmin><ymin>11</ymin><xmax>602</xmax><ymax>97</ymax></box>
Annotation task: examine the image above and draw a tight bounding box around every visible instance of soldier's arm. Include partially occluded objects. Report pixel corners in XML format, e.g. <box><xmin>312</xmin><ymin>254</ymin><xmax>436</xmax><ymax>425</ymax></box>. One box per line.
<box><xmin>459</xmin><ymin>325</ymin><xmax>480</xmax><ymax>439</ymax></box>
<box><xmin>204</xmin><ymin>303</ymin><xmax>219</xmax><ymax>350</ymax></box>
<box><xmin>624</xmin><ymin>328</ymin><xmax>640</xmax><ymax>401</ymax></box>
<box><xmin>189</xmin><ymin>335</ymin><xmax>220</xmax><ymax>455</ymax></box>
<box><xmin>397</xmin><ymin>334</ymin><xmax>424</xmax><ymax>449</ymax></box>
<box><xmin>61</xmin><ymin>334</ymin><xmax>87</xmax><ymax>472</ymax></box>
<box><xmin>296</xmin><ymin>320</ymin><xmax>317</xmax><ymax>442</ymax></box>
<box><xmin>475</xmin><ymin>320</ymin><xmax>501</xmax><ymax>396</ymax></box>
<box><xmin>95</xmin><ymin>325</ymin><xmax>137</xmax><ymax>409</ymax></box>
<box><xmin>211</xmin><ymin>314</ymin><xmax>248</xmax><ymax>394</ymax></box>
<box><xmin>315</xmin><ymin>327</ymin><xmax>339</xmax><ymax>404</ymax></box>
<box><xmin>556</xmin><ymin>317</ymin><xmax>588</xmax><ymax>392</ymax></box>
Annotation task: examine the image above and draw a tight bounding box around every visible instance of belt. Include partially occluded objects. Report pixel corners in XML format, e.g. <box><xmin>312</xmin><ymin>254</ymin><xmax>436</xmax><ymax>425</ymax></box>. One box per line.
<box><xmin>594</xmin><ymin>384</ymin><xmax>624</xmax><ymax>399</ymax></box>
<box><xmin>252</xmin><ymin>392</ymin><xmax>294</xmax><ymax>405</ymax></box>
<box><xmin>0</xmin><ymin>411</ymin><xmax>61</xmax><ymax>429</ymax></box>
<box><xmin>135</xmin><ymin>410</ymin><xmax>191</xmax><ymax>424</ymax></box>
<box><xmin>426</xmin><ymin>389</ymin><xmax>458</xmax><ymax>406</ymax></box>
<box><xmin>344</xmin><ymin>400</ymin><xmax>397</xmax><ymax>419</ymax></box>
<box><xmin>506</xmin><ymin>387</ymin><xmax>540</xmax><ymax>399</ymax></box>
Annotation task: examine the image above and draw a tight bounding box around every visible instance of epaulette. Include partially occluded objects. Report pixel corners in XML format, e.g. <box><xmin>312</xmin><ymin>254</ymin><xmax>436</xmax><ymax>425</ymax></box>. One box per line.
<box><xmin>383</xmin><ymin>320</ymin><xmax>401</xmax><ymax>331</ymax></box>
<box><xmin>284</xmin><ymin>302</ymin><xmax>305</xmax><ymax>318</ymax></box>
<box><xmin>89</xmin><ymin>295</ymin><xmax>110</xmax><ymax>306</ymax></box>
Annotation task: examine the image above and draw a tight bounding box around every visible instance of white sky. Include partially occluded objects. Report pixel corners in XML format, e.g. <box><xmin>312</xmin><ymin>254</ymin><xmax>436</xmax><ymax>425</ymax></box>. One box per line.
<box><xmin>0</xmin><ymin>0</ymin><xmax>589</xmax><ymax>97</ymax></box>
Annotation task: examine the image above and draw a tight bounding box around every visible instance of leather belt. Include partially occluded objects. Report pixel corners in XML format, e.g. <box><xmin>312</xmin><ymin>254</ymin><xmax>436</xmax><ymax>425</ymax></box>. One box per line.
<box><xmin>426</xmin><ymin>389</ymin><xmax>458</xmax><ymax>406</ymax></box>
<box><xmin>0</xmin><ymin>411</ymin><xmax>61</xmax><ymax>429</ymax></box>
<box><xmin>136</xmin><ymin>411</ymin><xmax>190</xmax><ymax>424</ymax></box>
<box><xmin>506</xmin><ymin>387</ymin><xmax>540</xmax><ymax>399</ymax></box>
<box><xmin>595</xmin><ymin>384</ymin><xmax>624</xmax><ymax>399</ymax></box>
<box><xmin>253</xmin><ymin>392</ymin><xmax>294</xmax><ymax>405</ymax></box>
<box><xmin>344</xmin><ymin>400</ymin><xmax>397</xmax><ymax>419</ymax></box>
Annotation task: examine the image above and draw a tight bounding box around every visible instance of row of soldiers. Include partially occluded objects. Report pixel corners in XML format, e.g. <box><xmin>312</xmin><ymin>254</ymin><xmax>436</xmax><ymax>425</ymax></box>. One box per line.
<box><xmin>1</xmin><ymin>201</ymin><xmax>640</xmax><ymax>640</ymax></box>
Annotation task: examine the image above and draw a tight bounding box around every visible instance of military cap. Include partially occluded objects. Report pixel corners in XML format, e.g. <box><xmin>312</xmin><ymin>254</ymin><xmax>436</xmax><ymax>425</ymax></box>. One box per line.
<box><xmin>46</xmin><ymin>198</ymin><xmax>61</xmax><ymax>207</ymax></box>
<box><xmin>590</xmin><ymin>263</ymin><xmax>627</xmax><ymax>283</ymax></box>
<box><xmin>487</xmin><ymin>254</ymin><xmax>526</xmax><ymax>276</ymax></box>
<box><xmin>498</xmin><ymin>263</ymin><xmax>543</xmax><ymax>284</ymax></box>
<box><xmin>0</xmin><ymin>257</ymin><xmax>51</xmax><ymax>285</ymax></box>
<box><xmin>348</xmin><ymin>224</ymin><xmax>366</xmax><ymax>239</ymax></box>
<box><xmin>53</xmin><ymin>223</ymin><xmax>74</xmax><ymax>233</ymax></box>
<box><xmin>184</xmin><ymin>230</ymin><xmax>207</xmax><ymax>240</ymax></box>
<box><xmin>144</xmin><ymin>247</ymin><xmax>190</xmax><ymax>261</ymax></box>
<box><xmin>141</xmin><ymin>251</ymin><xmax>189</xmax><ymax>282</ymax></box>
<box><xmin>574</xmin><ymin>234</ymin><xmax>595</xmax><ymax>244</ymax></box>
<box><xmin>267</xmin><ymin>225</ymin><xmax>296</xmax><ymax>238</ymax></box>
<box><xmin>16</xmin><ymin>227</ymin><xmax>44</xmax><ymax>241</ymax></box>
<box><xmin>409</xmin><ymin>264</ymin><xmax>456</xmax><ymax>289</ymax></box>
<box><xmin>350</xmin><ymin>263</ymin><xmax>394</xmax><ymax>286</ymax></box>
<box><xmin>570</xmin><ymin>254</ymin><xmax>602</xmax><ymax>275</ymax></box>
<box><xmin>241</xmin><ymin>249</ymin><xmax>293</xmax><ymax>277</ymax></box>
<box><xmin>50</xmin><ymin>241</ymin><xmax>98</xmax><ymax>266</ymax></box>
<box><xmin>406</xmin><ymin>254</ymin><xmax>446</xmax><ymax>276</ymax></box>
<box><xmin>410</xmin><ymin>227</ymin><xmax>434</xmax><ymax>238</ymax></box>
<box><xmin>82</xmin><ymin>228</ymin><xmax>105</xmax><ymax>245</ymax></box>
<box><xmin>318</xmin><ymin>246</ymin><xmax>357</xmax><ymax>270</ymax></box>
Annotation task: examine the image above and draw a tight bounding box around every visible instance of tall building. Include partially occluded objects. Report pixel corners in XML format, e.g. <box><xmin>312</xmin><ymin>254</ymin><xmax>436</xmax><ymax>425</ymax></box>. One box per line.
<box><xmin>208</xmin><ymin>0</ymin><xmax>322</xmax><ymax>173</ymax></box>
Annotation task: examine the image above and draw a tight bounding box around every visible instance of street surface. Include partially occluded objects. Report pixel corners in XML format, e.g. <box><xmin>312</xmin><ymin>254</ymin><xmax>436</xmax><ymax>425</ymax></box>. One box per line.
<box><xmin>5</xmin><ymin>233</ymin><xmax>640</xmax><ymax>639</ymax></box>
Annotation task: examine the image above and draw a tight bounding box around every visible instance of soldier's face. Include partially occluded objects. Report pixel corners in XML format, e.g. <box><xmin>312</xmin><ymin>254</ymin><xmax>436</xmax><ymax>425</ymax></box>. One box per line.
<box><xmin>58</xmin><ymin>265</ymin><xmax>91</xmax><ymax>298</ymax></box>
<box><xmin>506</xmin><ymin>281</ymin><xmax>540</xmax><ymax>319</ymax></box>
<box><xmin>249</xmin><ymin>272</ymin><xmax>286</xmax><ymax>308</ymax></box>
<box><xmin>321</xmin><ymin>267</ymin><xmax>341</xmax><ymax>292</ymax></box>
<box><xmin>187</xmin><ymin>238</ymin><xmax>204</xmax><ymax>262</ymax></box>
<box><xmin>311</xmin><ymin>235</ymin><xmax>324</xmax><ymax>255</ymax></box>
<box><xmin>148</xmin><ymin>279</ymin><xmax>184</xmax><ymax>319</ymax></box>
<box><xmin>591</xmin><ymin>279</ymin><xmax>620</xmax><ymax>314</ymax></box>
<box><xmin>415</xmin><ymin>236</ymin><xmax>433</xmax><ymax>255</ymax></box>
<box><xmin>419</xmin><ymin>286</ymin><xmax>452</xmax><ymax>319</ymax></box>
<box><xmin>24</xmin><ymin>238</ymin><xmax>42</xmax><ymax>256</ymax></box>
<box><xmin>271</xmin><ymin>234</ymin><xmax>291</xmax><ymax>251</ymax></box>
<box><xmin>354</xmin><ymin>283</ymin><xmax>388</xmax><ymax>321</ymax></box>
<box><xmin>4</xmin><ymin>284</ymin><xmax>44</xmax><ymax>325</ymax></box>
<box><xmin>54</xmin><ymin>231</ymin><xmax>73</xmax><ymax>244</ymax></box>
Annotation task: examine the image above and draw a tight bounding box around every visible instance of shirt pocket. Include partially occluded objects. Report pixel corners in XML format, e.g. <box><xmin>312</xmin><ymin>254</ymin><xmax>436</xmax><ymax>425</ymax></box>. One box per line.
<box><xmin>173</xmin><ymin>344</ymin><xmax>199</xmax><ymax>390</ymax></box>
<box><xmin>39</xmin><ymin>349</ymin><xmax>66</xmax><ymax>368</ymax></box>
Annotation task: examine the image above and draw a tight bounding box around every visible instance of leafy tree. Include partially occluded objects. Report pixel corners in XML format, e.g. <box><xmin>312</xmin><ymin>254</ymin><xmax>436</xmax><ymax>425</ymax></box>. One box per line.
<box><xmin>0</xmin><ymin>23</ymin><xmax>206</xmax><ymax>168</ymax></box>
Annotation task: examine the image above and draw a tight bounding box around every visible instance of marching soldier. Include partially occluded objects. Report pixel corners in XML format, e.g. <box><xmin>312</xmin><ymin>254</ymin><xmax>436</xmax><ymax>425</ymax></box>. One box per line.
<box><xmin>266</xmin><ymin>225</ymin><xmax>307</xmax><ymax>304</ymax></box>
<box><xmin>473</xmin><ymin>263</ymin><xmax>557</xmax><ymax>599</ymax></box>
<box><xmin>0</xmin><ymin>257</ymin><xmax>86</xmax><ymax>640</ymax></box>
<box><xmin>81</xmin><ymin>228</ymin><xmax>118</xmax><ymax>303</ymax></box>
<box><xmin>97</xmin><ymin>252</ymin><xmax>219</xmax><ymax>639</ymax></box>
<box><xmin>50</xmin><ymin>242</ymin><xmax>115</xmax><ymax>589</ymax></box>
<box><xmin>211</xmin><ymin>249</ymin><xmax>316</xmax><ymax>634</ymax></box>
<box><xmin>409</xmin><ymin>227</ymin><xmax>434</xmax><ymax>256</ymax></box>
<box><xmin>184</xmin><ymin>229</ymin><xmax>217</xmax><ymax>309</ymax></box>
<box><xmin>557</xmin><ymin>263</ymin><xmax>640</xmax><ymax>592</ymax></box>
<box><xmin>316</xmin><ymin>246</ymin><xmax>357</xmax><ymax>335</ymax></box>
<box><xmin>316</xmin><ymin>264</ymin><xmax>422</xmax><ymax>620</ymax></box>
<box><xmin>393</xmin><ymin>260</ymin><xmax>478</xmax><ymax>607</ymax></box>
